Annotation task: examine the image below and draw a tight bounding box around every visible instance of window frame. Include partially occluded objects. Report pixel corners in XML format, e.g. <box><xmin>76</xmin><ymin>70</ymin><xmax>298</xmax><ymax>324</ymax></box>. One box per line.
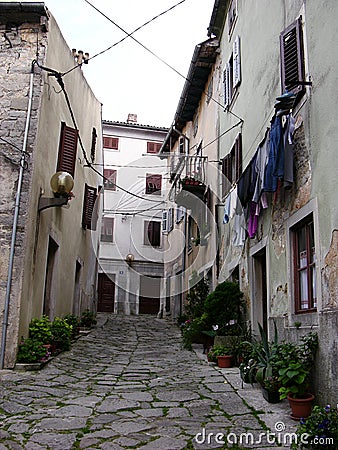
<box><xmin>144</xmin><ymin>220</ymin><xmax>161</xmax><ymax>247</ymax></box>
<box><xmin>103</xmin><ymin>168</ymin><xmax>117</xmax><ymax>191</ymax></box>
<box><xmin>221</xmin><ymin>133</ymin><xmax>242</xmax><ymax>197</ymax></box>
<box><xmin>101</xmin><ymin>217</ymin><xmax>114</xmax><ymax>243</ymax></box>
<box><xmin>223</xmin><ymin>35</ymin><xmax>241</xmax><ymax>110</ymax></box>
<box><xmin>147</xmin><ymin>141</ymin><xmax>162</xmax><ymax>154</ymax></box>
<box><xmin>228</xmin><ymin>0</ymin><xmax>238</xmax><ymax>37</ymax></box>
<box><xmin>292</xmin><ymin>215</ymin><xmax>317</xmax><ymax>313</ymax></box>
<box><xmin>103</xmin><ymin>136</ymin><xmax>119</xmax><ymax>150</ymax></box>
<box><xmin>145</xmin><ymin>174</ymin><xmax>162</xmax><ymax>195</ymax></box>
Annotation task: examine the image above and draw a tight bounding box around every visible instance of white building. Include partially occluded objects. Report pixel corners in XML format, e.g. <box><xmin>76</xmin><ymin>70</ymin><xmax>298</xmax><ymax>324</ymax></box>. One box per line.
<box><xmin>98</xmin><ymin>115</ymin><xmax>168</xmax><ymax>315</ymax></box>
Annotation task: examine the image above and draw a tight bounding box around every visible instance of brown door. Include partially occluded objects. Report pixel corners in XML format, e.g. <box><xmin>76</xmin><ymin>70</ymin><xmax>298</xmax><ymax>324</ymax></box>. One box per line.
<box><xmin>98</xmin><ymin>273</ymin><xmax>115</xmax><ymax>312</ymax></box>
<box><xmin>139</xmin><ymin>275</ymin><xmax>160</xmax><ymax>314</ymax></box>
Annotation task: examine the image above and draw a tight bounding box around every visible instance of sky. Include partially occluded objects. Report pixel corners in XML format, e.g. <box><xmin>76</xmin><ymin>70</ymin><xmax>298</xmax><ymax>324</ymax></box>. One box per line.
<box><xmin>31</xmin><ymin>0</ymin><xmax>215</xmax><ymax>127</ymax></box>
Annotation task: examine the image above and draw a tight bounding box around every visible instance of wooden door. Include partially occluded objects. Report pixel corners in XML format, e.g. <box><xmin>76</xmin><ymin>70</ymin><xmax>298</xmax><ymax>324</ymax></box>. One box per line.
<box><xmin>98</xmin><ymin>273</ymin><xmax>115</xmax><ymax>312</ymax></box>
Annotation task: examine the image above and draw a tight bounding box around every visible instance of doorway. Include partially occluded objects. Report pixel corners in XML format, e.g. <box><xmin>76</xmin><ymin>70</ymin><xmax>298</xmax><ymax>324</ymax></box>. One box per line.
<box><xmin>98</xmin><ymin>273</ymin><xmax>115</xmax><ymax>312</ymax></box>
<box><xmin>139</xmin><ymin>275</ymin><xmax>160</xmax><ymax>314</ymax></box>
<box><xmin>43</xmin><ymin>236</ymin><xmax>58</xmax><ymax>317</ymax></box>
<box><xmin>252</xmin><ymin>248</ymin><xmax>268</xmax><ymax>335</ymax></box>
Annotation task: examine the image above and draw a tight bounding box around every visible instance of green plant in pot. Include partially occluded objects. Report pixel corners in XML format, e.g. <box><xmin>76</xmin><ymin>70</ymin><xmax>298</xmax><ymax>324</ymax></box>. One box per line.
<box><xmin>80</xmin><ymin>309</ymin><xmax>97</xmax><ymax>328</ymax></box>
<box><xmin>211</xmin><ymin>344</ymin><xmax>233</xmax><ymax>368</ymax></box>
<box><xmin>276</xmin><ymin>332</ymin><xmax>318</xmax><ymax>420</ymax></box>
<box><xmin>16</xmin><ymin>338</ymin><xmax>48</xmax><ymax>364</ymax></box>
<box><xmin>63</xmin><ymin>314</ymin><xmax>80</xmax><ymax>338</ymax></box>
<box><xmin>50</xmin><ymin>317</ymin><xmax>72</xmax><ymax>352</ymax></box>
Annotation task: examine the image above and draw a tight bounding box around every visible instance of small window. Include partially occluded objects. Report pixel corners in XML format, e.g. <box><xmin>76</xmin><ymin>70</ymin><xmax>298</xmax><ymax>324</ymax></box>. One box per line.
<box><xmin>280</xmin><ymin>17</ymin><xmax>305</xmax><ymax>97</ymax></box>
<box><xmin>221</xmin><ymin>133</ymin><xmax>242</xmax><ymax>197</ymax></box>
<box><xmin>145</xmin><ymin>174</ymin><xmax>162</xmax><ymax>195</ymax></box>
<box><xmin>223</xmin><ymin>36</ymin><xmax>241</xmax><ymax>109</ymax></box>
<box><xmin>82</xmin><ymin>184</ymin><xmax>97</xmax><ymax>230</ymax></box>
<box><xmin>147</xmin><ymin>142</ymin><xmax>162</xmax><ymax>154</ymax></box>
<box><xmin>292</xmin><ymin>215</ymin><xmax>317</xmax><ymax>313</ymax></box>
<box><xmin>144</xmin><ymin>221</ymin><xmax>161</xmax><ymax>247</ymax></box>
<box><xmin>103</xmin><ymin>169</ymin><xmax>117</xmax><ymax>191</ymax></box>
<box><xmin>101</xmin><ymin>217</ymin><xmax>114</xmax><ymax>242</ymax></box>
<box><xmin>57</xmin><ymin>122</ymin><xmax>78</xmax><ymax>177</ymax></box>
<box><xmin>103</xmin><ymin>136</ymin><xmax>119</xmax><ymax>150</ymax></box>
<box><xmin>90</xmin><ymin>128</ymin><xmax>97</xmax><ymax>163</ymax></box>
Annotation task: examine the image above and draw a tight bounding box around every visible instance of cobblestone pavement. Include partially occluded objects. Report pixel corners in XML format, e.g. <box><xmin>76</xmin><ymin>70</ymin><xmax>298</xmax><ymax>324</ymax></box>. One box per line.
<box><xmin>0</xmin><ymin>314</ymin><xmax>297</xmax><ymax>449</ymax></box>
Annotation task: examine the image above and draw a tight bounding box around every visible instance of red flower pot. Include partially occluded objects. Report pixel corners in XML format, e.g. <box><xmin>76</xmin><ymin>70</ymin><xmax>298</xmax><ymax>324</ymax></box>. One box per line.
<box><xmin>217</xmin><ymin>355</ymin><xmax>233</xmax><ymax>368</ymax></box>
<box><xmin>287</xmin><ymin>393</ymin><xmax>314</xmax><ymax>420</ymax></box>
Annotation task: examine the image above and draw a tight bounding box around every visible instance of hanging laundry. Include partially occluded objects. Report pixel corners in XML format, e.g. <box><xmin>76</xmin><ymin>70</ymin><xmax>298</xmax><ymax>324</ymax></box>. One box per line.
<box><xmin>233</xmin><ymin>196</ymin><xmax>246</xmax><ymax>246</ymax></box>
<box><xmin>283</xmin><ymin>114</ymin><xmax>296</xmax><ymax>189</ymax></box>
<box><xmin>253</xmin><ymin>131</ymin><xmax>269</xmax><ymax>203</ymax></box>
<box><xmin>222</xmin><ymin>187</ymin><xmax>237</xmax><ymax>224</ymax></box>
<box><xmin>263</xmin><ymin>115</ymin><xmax>284</xmax><ymax>192</ymax></box>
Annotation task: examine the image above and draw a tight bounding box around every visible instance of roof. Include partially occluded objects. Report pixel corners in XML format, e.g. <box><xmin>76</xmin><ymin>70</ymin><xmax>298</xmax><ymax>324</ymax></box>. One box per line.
<box><xmin>102</xmin><ymin>120</ymin><xmax>169</xmax><ymax>133</ymax></box>
<box><xmin>0</xmin><ymin>2</ymin><xmax>47</xmax><ymax>26</ymax></box>
<box><xmin>207</xmin><ymin>0</ymin><xmax>229</xmax><ymax>38</ymax></box>
<box><xmin>174</xmin><ymin>38</ymin><xmax>219</xmax><ymax>131</ymax></box>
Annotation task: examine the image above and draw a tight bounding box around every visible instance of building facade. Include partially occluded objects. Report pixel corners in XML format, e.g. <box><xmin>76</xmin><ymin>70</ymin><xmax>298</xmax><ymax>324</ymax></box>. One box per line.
<box><xmin>98</xmin><ymin>117</ymin><xmax>168</xmax><ymax>315</ymax></box>
<box><xmin>210</xmin><ymin>0</ymin><xmax>337</xmax><ymax>404</ymax></box>
<box><xmin>0</xmin><ymin>2</ymin><xmax>103</xmax><ymax>368</ymax></box>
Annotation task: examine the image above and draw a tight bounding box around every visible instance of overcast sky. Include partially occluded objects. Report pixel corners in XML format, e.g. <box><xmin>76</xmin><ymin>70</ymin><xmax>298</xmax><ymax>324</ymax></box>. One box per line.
<box><xmin>34</xmin><ymin>0</ymin><xmax>215</xmax><ymax>127</ymax></box>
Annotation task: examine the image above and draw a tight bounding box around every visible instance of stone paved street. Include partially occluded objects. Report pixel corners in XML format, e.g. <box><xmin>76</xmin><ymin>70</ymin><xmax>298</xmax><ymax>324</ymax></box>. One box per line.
<box><xmin>0</xmin><ymin>315</ymin><xmax>297</xmax><ymax>449</ymax></box>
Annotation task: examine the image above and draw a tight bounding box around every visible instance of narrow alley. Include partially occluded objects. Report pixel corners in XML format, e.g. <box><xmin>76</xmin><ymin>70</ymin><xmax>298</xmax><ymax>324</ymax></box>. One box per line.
<box><xmin>0</xmin><ymin>315</ymin><xmax>297</xmax><ymax>450</ymax></box>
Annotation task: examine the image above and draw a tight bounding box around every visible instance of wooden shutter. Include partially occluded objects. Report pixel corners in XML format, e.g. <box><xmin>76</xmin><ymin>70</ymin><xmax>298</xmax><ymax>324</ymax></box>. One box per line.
<box><xmin>57</xmin><ymin>122</ymin><xmax>78</xmax><ymax>176</ymax></box>
<box><xmin>82</xmin><ymin>184</ymin><xmax>97</xmax><ymax>229</ymax></box>
<box><xmin>235</xmin><ymin>133</ymin><xmax>242</xmax><ymax>181</ymax></box>
<box><xmin>103</xmin><ymin>136</ymin><xmax>119</xmax><ymax>149</ymax></box>
<box><xmin>168</xmin><ymin>208</ymin><xmax>174</xmax><ymax>232</ymax></box>
<box><xmin>223</xmin><ymin>64</ymin><xmax>230</xmax><ymax>109</ymax></box>
<box><xmin>233</xmin><ymin>36</ymin><xmax>241</xmax><ymax>88</ymax></box>
<box><xmin>90</xmin><ymin>128</ymin><xmax>97</xmax><ymax>162</ymax></box>
<box><xmin>162</xmin><ymin>210</ymin><xmax>168</xmax><ymax>232</ymax></box>
<box><xmin>280</xmin><ymin>17</ymin><xmax>305</xmax><ymax>95</ymax></box>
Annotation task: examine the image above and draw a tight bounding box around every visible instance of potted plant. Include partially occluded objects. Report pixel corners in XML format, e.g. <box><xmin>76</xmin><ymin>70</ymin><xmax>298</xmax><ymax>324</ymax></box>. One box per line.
<box><xmin>212</xmin><ymin>345</ymin><xmax>233</xmax><ymax>368</ymax></box>
<box><xmin>239</xmin><ymin>358</ymin><xmax>257</xmax><ymax>384</ymax></box>
<box><xmin>291</xmin><ymin>404</ymin><xmax>338</xmax><ymax>449</ymax></box>
<box><xmin>63</xmin><ymin>313</ymin><xmax>80</xmax><ymax>339</ymax></box>
<box><xmin>80</xmin><ymin>309</ymin><xmax>97</xmax><ymax>329</ymax></box>
<box><xmin>50</xmin><ymin>317</ymin><xmax>72</xmax><ymax>353</ymax></box>
<box><xmin>261</xmin><ymin>376</ymin><xmax>281</xmax><ymax>403</ymax></box>
<box><xmin>277</xmin><ymin>332</ymin><xmax>318</xmax><ymax>420</ymax></box>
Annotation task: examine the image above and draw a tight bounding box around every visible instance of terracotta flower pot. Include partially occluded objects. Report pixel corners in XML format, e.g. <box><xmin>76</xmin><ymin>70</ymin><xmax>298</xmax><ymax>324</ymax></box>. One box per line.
<box><xmin>287</xmin><ymin>393</ymin><xmax>314</xmax><ymax>420</ymax></box>
<box><xmin>217</xmin><ymin>355</ymin><xmax>232</xmax><ymax>368</ymax></box>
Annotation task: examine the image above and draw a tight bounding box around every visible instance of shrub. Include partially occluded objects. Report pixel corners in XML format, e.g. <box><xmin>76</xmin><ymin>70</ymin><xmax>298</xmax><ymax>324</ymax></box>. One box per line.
<box><xmin>80</xmin><ymin>309</ymin><xmax>97</xmax><ymax>328</ymax></box>
<box><xmin>51</xmin><ymin>317</ymin><xmax>72</xmax><ymax>351</ymax></box>
<box><xmin>28</xmin><ymin>315</ymin><xmax>52</xmax><ymax>344</ymax></box>
<box><xmin>17</xmin><ymin>338</ymin><xmax>47</xmax><ymax>363</ymax></box>
<box><xmin>63</xmin><ymin>314</ymin><xmax>80</xmax><ymax>338</ymax></box>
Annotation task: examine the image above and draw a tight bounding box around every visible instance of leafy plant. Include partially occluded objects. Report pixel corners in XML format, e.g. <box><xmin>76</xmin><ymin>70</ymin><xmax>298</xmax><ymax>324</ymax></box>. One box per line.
<box><xmin>16</xmin><ymin>338</ymin><xmax>47</xmax><ymax>363</ymax></box>
<box><xmin>80</xmin><ymin>309</ymin><xmax>97</xmax><ymax>328</ymax></box>
<box><xmin>210</xmin><ymin>345</ymin><xmax>232</xmax><ymax>357</ymax></box>
<box><xmin>291</xmin><ymin>404</ymin><xmax>338</xmax><ymax>449</ymax></box>
<box><xmin>28</xmin><ymin>315</ymin><xmax>52</xmax><ymax>344</ymax></box>
<box><xmin>203</xmin><ymin>281</ymin><xmax>245</xmax><ymax>335</ymax></box>
<box><xmin>51</xmin><ymin>317</ymin><xmax>72</xmax><ymax>351</ymax></box>
<box><xmin>277</xmin><ymin>332</ymin><xmax>318</xmax><ymax>399</ymax></box>
<box><xmin>185</xmin><ymin>275</ymin><xmax>209</xmax><ymax>319</ymax></box>
<box><xmin>181</xmin><ymin>316</ymin><xmax>208</xmax><ymax>350</ymax></box>
<box><xmin>63</xmin><ymin>314</ymin><xmax>80</xmax><ymax>338</ymax></box>
<box><xmin>251</xmin><ymin>321</ymin><xmax>279</xmax><ymax>385</ymax></box>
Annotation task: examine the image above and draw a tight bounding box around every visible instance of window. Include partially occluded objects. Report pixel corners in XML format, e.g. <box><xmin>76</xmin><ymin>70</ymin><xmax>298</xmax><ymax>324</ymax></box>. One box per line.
<box><xmin>103</xmin><ymin>136</ymin><xmax>119</xmax><ymax>150</ymax></box>
<box><xmin>103</xmin><ymin>169</ymin><xmax>117</xmax><ymax>190</ymax></box>
<box><xmin>147</xmin><ymin>141</ymin><xmax>162</xmax><ymax>154</ymax></box>
<box><xmin>292</xmin><ymin>215</ymin><xmax>317</xmax><ymax>312</ymax></box>
<box><xmin>221</xmin><ymin>133</ymin><xmax>242</xmax><ymax>197</ymax></box>
<box><xmin>57</xmin><ymin>122</ymin><xmax>78</xmax><ymax>177</ymax></box>
<box><xmin>101</xmin><ymin>217</ymin><xmax>114</xmax><ymax>242</ymax></box>
<box><xmin>145</xmin><ymin>174</ymin><xmax>162</xmax><ymax>195</ymax></box>
<box><xmin>176</xmin><ymin>206</ymin><xmax>185</xmax><ymax>223</ymax></box>
<box><xmin>82</xmin><ymin>184</ymin><xmax>97</xmax><ymax>230</ymax></box>
<box><xmin>90</xmin><ymin>128</ymin><xmax>97</xmax><ymax>163</ymax></box>
<box><xmin>144</xmin><ymin>221</ymin><xmax>161</xmax><ymax>246</ymax></box>
<box><xmin>223</xmin><ymin>36</ymin><xmax>241</xmax><ymax>109</ymax></box>
<box><xmin>162</xmin><ymin>208</ymin><xmax>174</xmax><ymax>233</ymax></box>
<box><xmin>280</xmin><ymin>17</ymin><xmax>305</xmax><ymax>97</ymax></box>
<box><xmin>228</xmin><ymin>0</ymin><xmax>238</xmax><ymax>35</ymax></box>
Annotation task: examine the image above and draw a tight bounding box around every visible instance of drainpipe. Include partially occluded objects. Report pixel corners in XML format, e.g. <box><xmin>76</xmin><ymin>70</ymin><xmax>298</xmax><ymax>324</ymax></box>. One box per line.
<box><xmin>0</xmin><ymin>62</ymin><xmax>35</xmax><ymax>369</ymax></box>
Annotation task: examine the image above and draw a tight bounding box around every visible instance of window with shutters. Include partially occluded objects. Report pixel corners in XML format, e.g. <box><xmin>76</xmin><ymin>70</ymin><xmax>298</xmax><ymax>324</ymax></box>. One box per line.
<box><xmin>144</xmin><ymin>220</ymin><xmax>161</xmax><ymax>247</ymax></box>
<box><xmin>82</xmin><ymin>184</ymin><xmax>97</xmax><ymax>230</ymax></box>
<box><xmin>101</xmin><ymin>217</ymin><xmax>114</xmax><ymax>242</ymax></box>
<box><xmin>223</xmin><ymin>36</ymin><xmax>241</xmax><ymax>110</ymax></box>
<box><xmin>280</xmin><ymin>18</ymin><xmax>305</xmax><ymax>97</ymax></box>
<box><xmin>221</xmin><ymin>133</ymin><xmax>242</xmax><ymax>197</ymax></box>
<box><xmin>57</xmin><ymin>122</ymin><xmax>78</xmax><ymax>177</ymax></box>
<box><xmin>103</xmin><ymin>136</ymin><xmax>119</xmax><ymax>150</ymax></box>
<box><xmin>103</xmin><ymin>169</ymin><xmax>117</xmax><ymax>191</ymax></box>
<box><xmin>90</xmin><ymin>128</ymin><xmax>97</xmax><ymax>162</ymax></box>
<box><xmin>176</xmin><ymin>206</ymin><xmax>185</xmax><ymax>223</ymax></box>
<box><xmin>147</xmin><ymin>141</ymin><xmax>162</xmax><ymax>154</ymax></box>
<box><xmin>292</xmin><ymin>215</ymin><xmax>317</xmax><ymax>313</ymax></box>
<box><xmin>228</xmin><ymin>0</ymin><xmax>238</xmax><ymax>36</ymax></box>
<box><xmin>145</xmin><ymin>174</ymin><xmax>162</xmax><ymax>195</ymax></box>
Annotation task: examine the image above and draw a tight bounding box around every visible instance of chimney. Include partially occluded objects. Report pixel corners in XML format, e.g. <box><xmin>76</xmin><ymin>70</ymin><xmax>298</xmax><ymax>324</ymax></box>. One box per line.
<box><xmin>127</xmin><ymin>114</ymin><xmax>137</xmax><ymax>123</ymax></box>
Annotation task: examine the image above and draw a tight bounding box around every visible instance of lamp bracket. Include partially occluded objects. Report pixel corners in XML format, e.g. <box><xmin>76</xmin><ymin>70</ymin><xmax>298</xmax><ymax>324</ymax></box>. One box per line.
<box><xmin>38</xmin><ymin>196</ymin><xmax>68</xmax><ymax>212</ymax></box>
